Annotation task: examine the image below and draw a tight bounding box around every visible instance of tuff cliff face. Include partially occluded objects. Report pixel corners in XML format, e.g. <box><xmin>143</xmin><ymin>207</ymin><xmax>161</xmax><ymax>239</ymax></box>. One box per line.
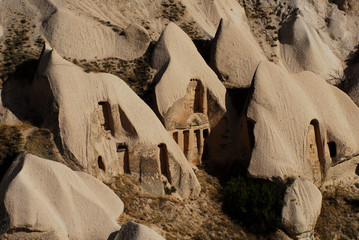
<box><xmin>0</xmin><ymin>0</ymin><xmax>358</xmax><ymax>239</ymax></box>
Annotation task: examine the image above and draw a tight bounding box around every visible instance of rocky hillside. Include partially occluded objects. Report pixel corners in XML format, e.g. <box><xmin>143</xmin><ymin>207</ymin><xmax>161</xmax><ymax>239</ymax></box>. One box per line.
<box><xmin>0</xmin><ymin>0</ymin><xmax>358</xmax><ymax>239</ymax></box>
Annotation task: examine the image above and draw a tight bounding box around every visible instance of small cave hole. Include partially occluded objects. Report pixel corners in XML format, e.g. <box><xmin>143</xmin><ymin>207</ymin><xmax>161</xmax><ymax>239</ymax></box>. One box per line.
<box><xmin>98</xmin><ymin>156</ymin><xmax>105</xmax><ymax>172</ymax></box>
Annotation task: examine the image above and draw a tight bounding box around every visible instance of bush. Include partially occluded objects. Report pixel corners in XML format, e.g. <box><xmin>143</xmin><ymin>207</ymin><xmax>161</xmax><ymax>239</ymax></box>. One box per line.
<box><xmin>222</xmin><ymin>175</ymin><xmax>284</xmax><ymax>233</ymax></box>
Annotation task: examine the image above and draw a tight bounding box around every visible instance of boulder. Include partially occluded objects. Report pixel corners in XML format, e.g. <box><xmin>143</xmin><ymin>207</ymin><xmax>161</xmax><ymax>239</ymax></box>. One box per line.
<box><xmin>210</xmin><ymin>19</ymin><xmax>265</xmax><ymax>88</ymax></box>
<box><xmin>114</xmin><ymin>221</ymin><xmax>165</xmax><ymax>240</ymax></box>
<box><xmin>282</xmin><ymin>178</ymin><xmax>322</xmax><ymax>237</ymax></box>
<box><xmin>31</xmin><ymin>44</ymin><xmax>200</xmax><ymax>199</ymax></box>
<box><xmin>0</xmin><ymin>153</ymin><xmax>123</xmax><ymax>240</ymax></box>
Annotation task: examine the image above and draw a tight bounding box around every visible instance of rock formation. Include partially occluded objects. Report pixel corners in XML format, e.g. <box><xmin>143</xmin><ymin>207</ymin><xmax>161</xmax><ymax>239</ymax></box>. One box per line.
<box><xmin>244</xmin><ymin>61</ymin><xmax>359</xmax><ymax>187</ymax></box>
<box><xmin>41</xmin><ymin>9</ymin><xmax>150</xmax><ymax>60</ymax></box>
<box><xmin>210</xmin><ymin>19</ymin><xmax>265</xmax><ymax>88</ymax></box>
<box><xmin>279</xmin><ymin>14</ymin><xmax>343</xmax><ymax>81</ymax></box>
<box><xmin>0</xmin><ymin>0</ymin><xmax>359</xmax><ymax>238</ymax></box>
<box><xmin>151</xmin><ymin>23</ymin><xmax>236</xmax><ymax>168</ymax></box>
<box><xmin>282</xmin><ymin>178</ymin><xmax>322</xmax><ymax>239</ymax></box>
<box><xmin>30</xmin><ymin>44</ymin><xmax>200</xmax><ymax>199</ymax></box>
<box><xmin>0</xmin><ymin>153</ymin><xmax>123</xmax><ymax>239</ymax></box>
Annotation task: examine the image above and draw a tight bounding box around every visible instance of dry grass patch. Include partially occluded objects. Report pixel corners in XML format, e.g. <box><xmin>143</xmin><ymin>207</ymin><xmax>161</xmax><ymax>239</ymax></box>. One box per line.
<box><xmin>110</xmin><ymin>169</ymin><xmax>262</xmax><ymax>240</ymax></box>
<box><xmin>67</xmin><ymin>54</ymin><xmax>155</xmax><ymax>103</ymax></box>
<box><xmin>0</xmin><ymin>14</ymin><xmax>43</xmax><ymax>83</ymax></box>
<box><xmin>24</xmin><ymin>128</ymin><xmax>59</xmax><ymax>161</ymax></box>
<box><xmin>0</xmin><ymin>124</ymin><xmax>63</xmax><ymax>180</ymax></box>
<box><xmin>315</xmin><ymin>186</ymin><xmax>359</xmax><ymax>239</ymax></box>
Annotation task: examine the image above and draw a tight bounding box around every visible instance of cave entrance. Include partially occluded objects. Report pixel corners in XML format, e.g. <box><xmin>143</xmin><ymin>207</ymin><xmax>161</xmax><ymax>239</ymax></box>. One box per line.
<box><xmin>98</xmin><ymin>156</ymin><xmax>105</xmax><ymax>172</ymax></box>
<box><xmin>117</xmin><ymin>142</ymin><xmax>130</xmax><ymax>174</ymax></box>
<box><xmin>186</xmin><ymin>79</ymin><xmax>207</xmax><ymax>115</ymax></box>
<box><xmin>158</xmin><ymin>143</ymin><xmax>171</xmax><ymax>183</ymax></box>
<box><xmin>99</xmin><ymin>101</ymin><xmax>115</xmax><ymax>136</ymax></box>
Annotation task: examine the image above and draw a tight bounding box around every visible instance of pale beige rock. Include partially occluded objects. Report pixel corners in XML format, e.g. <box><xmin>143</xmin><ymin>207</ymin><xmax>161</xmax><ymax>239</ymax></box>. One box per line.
<box><xmin>322</xmin><ymin>155</ymin><xmax>359</xmax><ymax>190</ymax></box>
<box><xmin>152</xmin><ymin>23</ymin><xmax>227</xmax><ymax>121</ymax></box>
<box><xmin>210</xmin><ymin>19</ymin><xmax>266</xmax><ymax>87</ymax></box>
<box><xmin>0</xmin><ymin>153</ymin><xmax>123</xmax><ymax>240</ymax></box>
<box><xmin>282</xmin><ymin>178</ymin><xmax>322</xmax><ymax>237</ymax></box>
<box><xmin>181</xmin><ymin>0</ymin><xmax>248</xmax><ymax>38</ymax></box>
<box><xmin>279</xmin><ymin>15</ymin><xmax>343</xmax><ymax>81</ymax></box>
<box><xmin>41</xmin><ymin>8</ymin><xmax>150</xmax><ymax>60</ymax></box>
<box><xmin>114</xmin><ymin>221</ymin><xmax>165</xmax><ymax>240</ymax></box>
<box><xmin>31</xmin><ymin>44</ymin><xmax>200</xmax><ymax>199</ymax></box>
<box><xmin>152</xmin><ymin>23</ymin><xmax>237</xmax><ymax>168</ymax></box>
<box><xmin>275</xmin><ymin>0</ymin><xmax>359</xmax><ymax>79</ymax></box>
<box><xmin>246</xmin><ymin>61</ymin><xmax>359</xmax><ymax>186</ymax></box>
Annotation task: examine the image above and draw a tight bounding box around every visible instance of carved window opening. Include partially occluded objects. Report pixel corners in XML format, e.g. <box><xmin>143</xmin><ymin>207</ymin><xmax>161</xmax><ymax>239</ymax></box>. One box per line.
<box><xmin>158</xmin><ymin>143</ymin><xmax>171</xmax><ymax>183</ymax></box>
<box><xmin>98</xmin><ymin>156</ymin><xmax>105</xmax><ymax>172</ymax></box>
<box><xmin>186</xmin><ymin>79</ymin><xmax>207</xmax><ymax>115</ymax></box>
<box><xmin>99</xmin><ymin>101</ymin><xmax>115</xmax><ymax>136</ymax></box>
<box><xmin>328</xmin><ymin>142</ymin><xmax>337</xmax><ymax>158</ymax></box>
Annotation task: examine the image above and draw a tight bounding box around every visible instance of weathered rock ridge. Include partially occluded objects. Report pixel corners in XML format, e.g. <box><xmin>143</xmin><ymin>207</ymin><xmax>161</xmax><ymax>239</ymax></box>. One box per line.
<box><xmin>31</xmin><ymin>44</ymin><xmax>200</xmax><ymax>199</ymax></box>
<box><xmin>0</xmin><ymin>153</ymin><xmax>123</xmax><ymax>239</ymax></box>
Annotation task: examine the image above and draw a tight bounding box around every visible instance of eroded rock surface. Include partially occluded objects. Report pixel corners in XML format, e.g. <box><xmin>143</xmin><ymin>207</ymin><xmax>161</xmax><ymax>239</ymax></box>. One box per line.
<box><xmin>31</xmin><ymin>44</ymin><xmax>200</xmax><ymax>199</ymax></box>
<box><xmin>0</xmin><ymin>153</ymin><xmax>123</xmax><ymax>240</ymax></box>
<box><xmin>151</xmin><ymin>23</ymin><xmax>237</xmax><ymax>168</ymax></box>
<box><xmin>210</xmin><ymin>19</ymin><xmax>265</xmax><ymax>87</ymax></box>
<box><xmin>245</xmin><ymin>61</ymin><xmax>359</xmax><ymax>186</ymax></box>
<box><xmin>282</xmin><ymin>178</ymin><xmax>322</xmax><ymax>238</ymax></box>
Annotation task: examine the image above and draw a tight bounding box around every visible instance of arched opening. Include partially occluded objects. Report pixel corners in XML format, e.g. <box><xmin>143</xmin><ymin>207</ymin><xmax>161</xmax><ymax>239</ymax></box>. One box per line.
<box><xmin>158</xmin><ymin>144</ymin><xmax>171</xmax><ymax>183</ymax></box>
<box><xmin>186</xmin><ymin>79</ymin><xmax>207</xmax><ymax>115</ymax></box>
<box><xmin>98</xmin><ymin>101</ymin><xmax>115</xmax><ymax>136</ymax></box>
<box><xmin>98</xmin><ymin>156</ymin><xmax>105</xmax><ymax>172</ymax></box>
<box><xmin>307</xmin><ymin>120</ymin><xmax>325</xmax><ymax>186</ymax></box>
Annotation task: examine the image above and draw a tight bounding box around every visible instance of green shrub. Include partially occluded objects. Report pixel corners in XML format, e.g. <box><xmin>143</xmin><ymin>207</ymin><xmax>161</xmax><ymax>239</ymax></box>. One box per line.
<box><xmin>222</xmin><ymin>175</ymin><xmax>284</xmax><ymax>233</ymax></box>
